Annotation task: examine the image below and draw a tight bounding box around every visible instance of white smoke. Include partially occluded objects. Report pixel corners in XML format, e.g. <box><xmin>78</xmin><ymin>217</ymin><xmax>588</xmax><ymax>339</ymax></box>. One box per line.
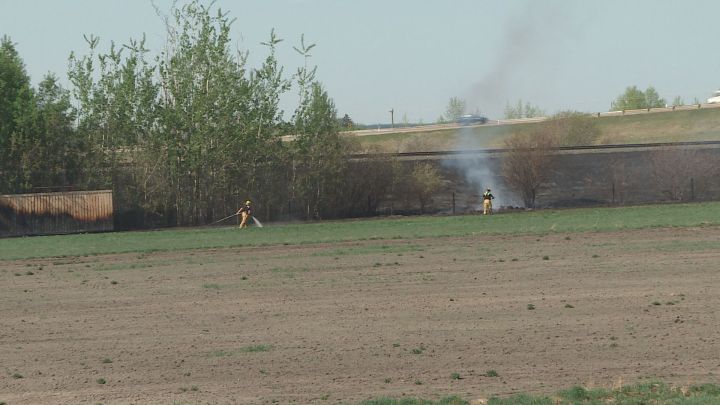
<box><xmin>445</xmin><ymin>126</ymin><xmax>518</xmax><ymax>210</ymax></box>
<box><xmin>446</xmin><ymin>2</ymin><xmax>580</xmax><ymax>209</ymax></box>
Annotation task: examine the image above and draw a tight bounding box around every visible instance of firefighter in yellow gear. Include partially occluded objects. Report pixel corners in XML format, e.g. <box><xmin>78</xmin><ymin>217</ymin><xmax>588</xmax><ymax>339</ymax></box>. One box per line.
<box><xmin>236</xmin><ymin>200</ymin><xmax>253</xmax><ymax>228</ymax></box>
<box><xmin>482</xmin><ymin>189</ymin><xmax>494</xmax><ymax>215</ymax></box>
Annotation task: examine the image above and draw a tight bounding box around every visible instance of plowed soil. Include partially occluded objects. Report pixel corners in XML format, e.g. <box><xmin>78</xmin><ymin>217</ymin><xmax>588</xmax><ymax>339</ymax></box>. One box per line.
<box><xmin>2</xmin><ymin>227</ymin><xmax>720</xmax><ymax>404</ymax></box>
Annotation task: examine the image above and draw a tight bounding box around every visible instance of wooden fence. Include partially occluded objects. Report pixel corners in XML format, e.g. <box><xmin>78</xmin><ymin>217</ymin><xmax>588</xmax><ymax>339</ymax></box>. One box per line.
<box><xmin>0</xmin><ymin>190</ymin><xmax>113</xmax><ymax>237</ymax></box>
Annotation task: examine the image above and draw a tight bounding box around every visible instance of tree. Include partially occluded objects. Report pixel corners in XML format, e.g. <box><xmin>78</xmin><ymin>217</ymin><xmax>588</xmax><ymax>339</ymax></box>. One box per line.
<box><xmin>445</xmin><ymin>97</ymin><xmax>466</xmax><ymax>122</ymax></box>
<box><xmin>0</xmin><ymin>1</ymin><xmax>381</xmax><ymax>227</ymax></box>
<box><xmin>0</xmin><ymin>36</ymin><xmax>35</xmax><ymax>192</ymax></box>
<box><xmin>548</xmin><ymin>111</ymin><xmax>601</xmax><ymax>146</ymax></box>
<box><xmin>502</xmin><ymin>130</ymin><xmax>557</xmax><ymax>208</ymax></box>
<box><xmin>644</xmin><ymin>86</ymin><xmax>665</xmax><ymax>108</ymax></box>
<box><xmin>504</xmin><ymin>99</ymin><xmax>544</xmax><ymax>119</ymax></box>
<box><xmin>524</xmin><ymin>101</ymin><xmax>544</xmax><ymax>118</ymax></box>
<box><xmin>503</xmin><ymin>101</ymin><xmax>521</xmax><ymax>119</ymax></box>
<box><xmin>672</xmin><ymin>96</ymin><xmax>684</xmax><ymax>107</ymax></box>
<box><xmin>339</xmin><ymin>114</ymin><xmax>354</xmax><ymax>129</ymax></box>
<box><xmin>332</xmin><ymin>140</ymin><xmax>396</xmax><ymax>217</ymax></box>
<box><xmin>155</xmin><ymin>1</ymin><xmax>268</xmax><ymax>225</ymax></box>
<box><xmin>611</xmin><ymin>85</ymin><xmax>666</xmax><ymax>111</ymax></box>
<box><xmin>290</xmin><ymin>34</ymin><xmax>344</xmax><ymax>219</ymax></box>
<box><xmin>28</xmin><ymin>74</ymin><xmax>84</xmax><ymax>189</ymax></box>
<box><xmin>69</xmin><ymin>33</ymin><xmax>165</xmax><ymax>223</ymax></box>
<box><xmin>410</xmin><ymin>162</ymin><xmax>442</xmax><ymax>213</ymax></box>
<box><xmin>292</xmin><ymin>82</ymin><xmax>345</xmax><ymax>219</ymax></box>
<box><xmin>647</xmin><ymin>147</ymin><xmax>717</xmax><ymax>201</ymax></box>
<box><xmin>611</xmin><ymin>86</ymin><xmax>645</xmax><ymax>110</ymax></box>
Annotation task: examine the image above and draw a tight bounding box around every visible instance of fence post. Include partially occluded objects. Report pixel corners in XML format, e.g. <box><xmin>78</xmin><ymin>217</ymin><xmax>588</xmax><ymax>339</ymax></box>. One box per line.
<box><xmin>452</xmin><ymin>192</ymin><xmax>456</xmax><ymax>215</ymax></box>
<box><xmin>612</xmin><ymin>181</ymin><xmax>615</xmax><ymax>204</ymax></box>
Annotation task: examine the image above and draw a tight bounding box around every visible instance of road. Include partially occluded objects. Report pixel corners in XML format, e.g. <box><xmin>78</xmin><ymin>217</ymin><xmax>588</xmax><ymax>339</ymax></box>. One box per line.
<box><xmin>340</xmin><ymin>102</ymin><xmax>720</xmax><ymax>137</ymax></box>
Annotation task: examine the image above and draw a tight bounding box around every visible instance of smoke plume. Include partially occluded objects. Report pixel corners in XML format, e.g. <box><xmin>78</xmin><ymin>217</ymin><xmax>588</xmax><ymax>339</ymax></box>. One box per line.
<box><xmin>446</xmin><ymin>1</ymin><xmax>580</xmax><ymax>210</ymax></box>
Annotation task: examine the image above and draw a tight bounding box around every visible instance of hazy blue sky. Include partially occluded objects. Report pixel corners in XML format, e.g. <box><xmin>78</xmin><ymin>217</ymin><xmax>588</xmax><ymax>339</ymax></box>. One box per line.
<box><xmin>1</xmin><ymin>0</ymin><xmax>719</xmax><ymax>124</ymax></box>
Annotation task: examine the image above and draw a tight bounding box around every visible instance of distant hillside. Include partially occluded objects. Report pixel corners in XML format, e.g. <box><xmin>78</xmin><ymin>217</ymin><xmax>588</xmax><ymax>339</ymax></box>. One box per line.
<box><xmin>354</xmin><ymin>107</ymin><xmax>720</xmax><ymax>153</ymax></box>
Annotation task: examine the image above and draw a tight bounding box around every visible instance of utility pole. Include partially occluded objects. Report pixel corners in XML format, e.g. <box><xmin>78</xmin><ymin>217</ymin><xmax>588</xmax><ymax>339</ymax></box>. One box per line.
<box><xmin>389</xmin><ymin>108</ymin><xmax>394</xmax><ymax>128</ymax></box>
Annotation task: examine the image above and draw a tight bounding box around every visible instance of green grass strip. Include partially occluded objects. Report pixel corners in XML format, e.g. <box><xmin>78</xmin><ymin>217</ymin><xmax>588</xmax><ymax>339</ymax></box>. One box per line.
<box><xmin>488</xmin><ymin>381</ymin><xmax>720</xmax><ymax>404</ymax></box>
<box><xmin>358</xmin><ymin>382</ymin><xmax>720</xmax><ymax>404</ymax></box>
<box><xmin>360</xmin><ymin>397</ymin><xmax>467</xmax><ymax>405</ymax></box>
<box><xmin>2</xmin><ymin>201</ymin><xmax>720</xmax><ymax>260</ymax></box>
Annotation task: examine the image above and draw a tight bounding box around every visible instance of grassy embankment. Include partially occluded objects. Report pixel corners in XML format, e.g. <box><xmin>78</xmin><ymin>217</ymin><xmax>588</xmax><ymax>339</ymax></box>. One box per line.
<box><xmin>356</xmin><ymin>107</ymin><xmax>720</xmax><ymax>152</ymax></box>
<box><xmin>360</xmin><ymin>381</ymin><xmax>720</xmax><ymax>404</ymax></box>
<box><xmin>3</xmin><ymin>201</ymin><xmax>720</xmax><ymax>260</ymax></box>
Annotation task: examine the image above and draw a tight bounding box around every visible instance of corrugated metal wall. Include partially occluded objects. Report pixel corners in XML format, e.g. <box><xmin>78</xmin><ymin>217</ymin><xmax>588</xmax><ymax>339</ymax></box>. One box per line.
<box><xmin>0</xmin><ymin>190</ymin><xmax>113</xmax><ymax>237</ymax></box>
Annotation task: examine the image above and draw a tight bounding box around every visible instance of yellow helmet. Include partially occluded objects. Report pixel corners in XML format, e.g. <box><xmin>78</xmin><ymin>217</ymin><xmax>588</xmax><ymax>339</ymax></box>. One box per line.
<box><xmin>245</xmin><ymin>200</ymin><xmax>252</xmax><ymax>205</ymax></box>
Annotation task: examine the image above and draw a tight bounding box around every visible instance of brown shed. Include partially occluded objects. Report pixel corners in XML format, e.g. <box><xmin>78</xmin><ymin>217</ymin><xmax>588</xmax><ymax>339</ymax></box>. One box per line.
<box><xmin>0</xmin><ymin>190</ymin><xmax>114</xmax><ymax>237</ymax></box>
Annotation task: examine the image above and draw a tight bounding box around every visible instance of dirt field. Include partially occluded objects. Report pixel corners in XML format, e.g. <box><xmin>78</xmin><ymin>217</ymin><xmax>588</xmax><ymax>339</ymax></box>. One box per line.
<box><xmin>2</xmin><ymin>226</ymin><xmax>720</xmax><ymax>404</ymax></box>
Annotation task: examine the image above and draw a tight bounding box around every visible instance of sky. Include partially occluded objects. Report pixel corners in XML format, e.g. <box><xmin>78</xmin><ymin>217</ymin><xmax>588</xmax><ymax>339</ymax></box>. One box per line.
<box><xmin>1</xmin><ymin>0</ymin><xmax>719</xmax><ymax>124</ymax></box>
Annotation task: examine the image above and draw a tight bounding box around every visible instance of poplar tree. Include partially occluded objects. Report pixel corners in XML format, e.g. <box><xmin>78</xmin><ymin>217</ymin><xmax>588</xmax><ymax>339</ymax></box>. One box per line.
<box><xmin>293</xmin><ymin>82</ymin><xmax>344</xmax><ymax>219</ymax></box>
<box><xmin>29</xmin><ymin>74</ymin><xmax>83</xmax><ymax>188</ymax></box>
<box><xmin>0</xmin><ymin>36</ymin><xmax>35</xmax><ymax>192</ymax></box>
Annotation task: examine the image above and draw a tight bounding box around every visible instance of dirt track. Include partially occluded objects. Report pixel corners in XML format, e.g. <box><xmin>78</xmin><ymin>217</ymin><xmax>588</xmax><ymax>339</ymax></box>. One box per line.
<box><xmin>2</xmin><ymin>227</ymin><xmax>720</xmax><ymax>404</ymax></box>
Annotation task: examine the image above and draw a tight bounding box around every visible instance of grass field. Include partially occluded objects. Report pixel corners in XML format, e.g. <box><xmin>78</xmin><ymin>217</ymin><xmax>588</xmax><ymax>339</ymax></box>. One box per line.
<box><xmin>4</xmin><ymin>202</ymin><xmax>720</xmax><ymax>403</ymax></box>
<box><xmin>357</xmin><ymin>107</ymin><xmax>720</xmax><ymax>152</ymax></box>
<box><xmin>3</xmin><ymin>201</ymin><xmax>720</xmax><ymax>260</ymax></box>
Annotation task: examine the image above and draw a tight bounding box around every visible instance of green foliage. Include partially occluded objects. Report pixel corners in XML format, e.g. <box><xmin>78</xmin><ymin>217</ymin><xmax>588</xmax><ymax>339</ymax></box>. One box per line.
<box><xmin>611</xmin><ymin>85</ymin><xmax>666</xmax><ymax>111</ymax></box>
<box><xmin>115</xmin><ymin>6</ymin><xmax>365</xmax><ymax>225</ymax></box>
<box><xmin>292</xmin><ymin>82</ymin><xmax>345</xmax><ymax>219</ymax></box>
<box><xmin>504</xmin><ymin>99</ymin><xmax>544</xmax><ymax>119</ymax></box>
<box><xmin>0</xmin><ymin>36</ymin><xmax>35</xmax><ymax>192</ymax></box>
<box><xmin>645</xmin><ymin>86</ymin><xmax>665</xmax><ymax>109</ymax></box>
<box><xmin>0</xmin><ymin>37</ymin><xmax>93</xmax><ymax>193</ymax></box>
<box><xmin>240</xmin><ymin>344</ymin><xmax>272</xmax><ymax>353</ymax></box>
<box><xmin>488</xmin><ymin>394</ymin><xmax>552</xmax><ymax>405</ymax></box>
<box><xmin>445</xmin><ymin>97</ymin><xmax>466</xmax><ymax>121</ymax></box>
<box><xmin>487</xmin><ymin>382</ymin><xmax>720</xmax><ymax>404</ymax></box>
<box><xmin>1</xmin><ymin>1</ymin><xmax>374</xmax><ymax>227</ymax></box>
<box><xmin>24</xmin><ymin>74</ymin><xmax>87</xmax><ymax>190</ymax></box>
<box><xmin>208</xmin><ymin>344</ymin><xmax>272</xmax><ymax>356</ymax></box>
<box><xmin>558</xmin><ymin>385</ymin><xmax>610</xmax><ymax>401</ymax></box>
<box><xmin>155</xmin><ymin>1</ymin><xmax>268</xmax><ymax>225</ymax></box>
<box><xmin>340</xmin><ymin>113</ymin><xmax>355</xmax><ymax>129</ymax></box>
<box><xmin>359</xmin><ymin>396</ymin><xmax>468</xmax><ymax>405</ymax></box>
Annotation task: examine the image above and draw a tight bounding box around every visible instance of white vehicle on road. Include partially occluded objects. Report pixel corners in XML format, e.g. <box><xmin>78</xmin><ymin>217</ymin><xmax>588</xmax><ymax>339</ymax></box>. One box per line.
<box><xmin>707</xmin><ymin>90</ymin><xmax>720</xmax><ymax>104</ymax></box>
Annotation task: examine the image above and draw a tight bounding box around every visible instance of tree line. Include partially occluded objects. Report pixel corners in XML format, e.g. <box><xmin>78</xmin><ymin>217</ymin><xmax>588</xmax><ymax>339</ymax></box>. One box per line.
<box><xmin>3</xmin><ymin>1</ymin><xmax>701</xmax><ymax>225</ymax></box>
<box><xmin>0</xmin><ymin>2</ymin><xmax>446</xmax><ymax>227</ymax></box>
